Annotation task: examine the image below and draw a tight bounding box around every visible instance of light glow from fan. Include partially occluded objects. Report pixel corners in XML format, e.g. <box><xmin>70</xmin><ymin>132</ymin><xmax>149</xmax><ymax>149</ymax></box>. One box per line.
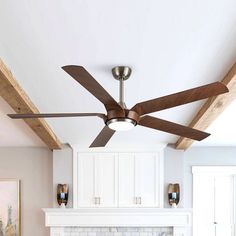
<box><xmin>106</xmin><ymin>118</ymin><xmax>136</xmax><ymax>131</ymax></box>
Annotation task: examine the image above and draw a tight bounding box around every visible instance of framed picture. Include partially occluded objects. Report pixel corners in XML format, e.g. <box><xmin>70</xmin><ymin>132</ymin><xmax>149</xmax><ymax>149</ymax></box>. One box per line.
<box><xmin>0</xmin><ymin>179</ymin><xmax>21</xmax><ymax>236</ymax></box>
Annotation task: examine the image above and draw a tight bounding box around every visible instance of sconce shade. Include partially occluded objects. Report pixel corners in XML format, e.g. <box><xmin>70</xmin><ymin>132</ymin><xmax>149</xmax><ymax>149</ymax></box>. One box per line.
<box><xmin>57</xmin><ymin>184</ymin><xmax>69</xmax><ymax>207</ymax></box>
<box><xmin>168</xmin><ymin>183</ymin><xmax>180</xmax><ymax>207</ymax></box>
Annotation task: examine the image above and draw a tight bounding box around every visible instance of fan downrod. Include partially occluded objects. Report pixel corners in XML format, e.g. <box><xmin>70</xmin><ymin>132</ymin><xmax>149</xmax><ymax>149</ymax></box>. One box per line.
<box><xmin>111</xmin><ymin>66</ymin><xmax>132</xmax><ymax>109</ymax></box>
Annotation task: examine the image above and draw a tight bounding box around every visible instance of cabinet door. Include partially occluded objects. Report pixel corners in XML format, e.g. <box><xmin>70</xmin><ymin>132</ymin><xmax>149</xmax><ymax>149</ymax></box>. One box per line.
<box><xmin>193</xmin><ymin>173</ymin><xmax>234</xmax><ymax>236</ymax></box>
<box><xmin>193</xmin><ymin>175</ymin><xmax>215</xmax><ymax>236</ymax></box>
<box><xmin>96</xmin><ymin>153</ymin><xmax>118</xmax><ymax>207</ymax></box>
<box><xmin>215</xmin><ymin>176</ymin><xmax>234</xmax><ymax>236</ymax></box>
<box><xmin>118</xmin><ymin>153</ymin><xmax>135</xmax><ymax>207</ymax></box>
<box><xmin>135</xmin><ymin>153</ymin><xmax>159</xmax><ymax>207</ymax></box>
<box><xmin>77</xmin><ymin>153</ymin><xmax>96</xmax><ymax>207</ymax></box>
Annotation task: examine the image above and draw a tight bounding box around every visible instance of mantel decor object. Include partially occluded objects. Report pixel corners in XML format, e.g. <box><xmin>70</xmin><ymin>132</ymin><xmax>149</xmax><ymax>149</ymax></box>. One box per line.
<box><xmin>168</xmin><ymin>183</ymin><xmax>180</xmax><ymax>208</ymax></box>
<box><xmin>57</xmin><ymin>184</ymin><xmax>69</xmax><ymax>208</ymax></box>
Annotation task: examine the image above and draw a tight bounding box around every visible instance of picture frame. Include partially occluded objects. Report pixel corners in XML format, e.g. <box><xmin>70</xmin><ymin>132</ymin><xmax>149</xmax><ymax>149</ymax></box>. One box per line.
<box><xmin>0</xmin><ymin>179</ymin><xmax>21</xmax><ymax>236</ymax></box>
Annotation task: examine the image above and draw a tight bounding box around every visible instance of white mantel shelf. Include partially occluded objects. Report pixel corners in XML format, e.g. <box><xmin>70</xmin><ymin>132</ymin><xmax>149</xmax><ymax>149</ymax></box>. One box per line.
<box><xmin>43</xmin><ymin>208</ymin><xmax>192</xmax><ymax>227</ymax></box>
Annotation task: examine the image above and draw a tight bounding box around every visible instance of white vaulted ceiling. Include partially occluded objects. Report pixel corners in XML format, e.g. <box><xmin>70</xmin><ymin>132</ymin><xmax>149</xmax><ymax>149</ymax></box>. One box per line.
<box><xmin>0</xmin><ymin>0</ymin><xmax>236</xmax><ymax>147</ymax></box>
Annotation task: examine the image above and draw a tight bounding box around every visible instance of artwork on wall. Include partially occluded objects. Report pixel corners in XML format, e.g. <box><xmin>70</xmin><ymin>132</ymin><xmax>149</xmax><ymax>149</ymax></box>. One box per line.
<box><xmin>0</xmin><ymin>179</ymin><xmax>20</xmax><ymax>236</ymax></box>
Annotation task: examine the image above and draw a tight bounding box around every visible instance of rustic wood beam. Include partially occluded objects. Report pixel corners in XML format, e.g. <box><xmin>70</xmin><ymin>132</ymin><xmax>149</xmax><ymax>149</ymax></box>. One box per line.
<box><xmin>175</xmin><ymin>62</ymin><xmax>236</xmax><ymax>150</ymax></box>
<box><xmin>0</xmin><ymin>59</ymin><xmax>62</xmax><ymax>150</ymax></box>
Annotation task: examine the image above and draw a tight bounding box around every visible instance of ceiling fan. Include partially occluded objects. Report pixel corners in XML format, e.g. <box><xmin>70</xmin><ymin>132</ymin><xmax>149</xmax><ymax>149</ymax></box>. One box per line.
<box><xmin>8</xmin><ymin>65</ymin><xmax>229</xmax><ymax>147</ymax></box>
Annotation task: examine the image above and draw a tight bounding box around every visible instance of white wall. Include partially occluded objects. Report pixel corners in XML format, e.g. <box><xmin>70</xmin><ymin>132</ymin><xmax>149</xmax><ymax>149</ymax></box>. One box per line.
<box><xmin>0</xmin><ymin>147</ymin><xmax>53</xmax><ymax>236</ymax></box>
<box><xmin>164</xmin><ymin>145</ymin><xmax>184</xmax><ymax>208</ymax></box>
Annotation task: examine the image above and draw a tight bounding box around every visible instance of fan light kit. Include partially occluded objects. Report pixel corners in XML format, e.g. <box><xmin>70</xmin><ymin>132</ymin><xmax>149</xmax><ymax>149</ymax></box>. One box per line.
<box><xmin>106</xmin><ymin>118</ymin><xmax>136</xmax><ymax>131</ymax></box>
<box><xmin>8</xmin><ymin>65</ymin><xmax>229</xmax><ymax>148</ymax></box>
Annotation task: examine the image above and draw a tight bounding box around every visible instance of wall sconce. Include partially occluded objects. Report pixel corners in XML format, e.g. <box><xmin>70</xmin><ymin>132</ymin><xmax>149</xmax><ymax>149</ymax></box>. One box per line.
<box><xmin>57</xmin><ymin>184</ymin><xmax>69</xmax><ymax>208</ymax></box>
<box><xmin>168</xmin><ymin>183</ymin><xmax>180</xmax><ymax>208</ymax></box>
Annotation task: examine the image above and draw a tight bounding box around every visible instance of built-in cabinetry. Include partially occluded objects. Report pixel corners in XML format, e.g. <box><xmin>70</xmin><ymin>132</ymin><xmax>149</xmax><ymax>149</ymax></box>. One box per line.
<box><xmin>193</xmin><ymin>166</ymin><xmax>236</xmax><ymax>236</ymax></box>
<box><xmin>73</xmin><ymin>150</ymin><xmax>163</xmax><ymax>208</ymax></box>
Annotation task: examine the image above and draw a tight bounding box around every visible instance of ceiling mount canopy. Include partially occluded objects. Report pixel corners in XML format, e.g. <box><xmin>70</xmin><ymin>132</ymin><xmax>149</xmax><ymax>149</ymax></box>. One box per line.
<box><xmin>112</xmin><ymin>66</ymin><xmax>132</xmax><ymax>81</ymax></box>
<box><xmin>8</xmin><ymin>65</ymin><xmax>229</xmax><ymax>148</ymax></box>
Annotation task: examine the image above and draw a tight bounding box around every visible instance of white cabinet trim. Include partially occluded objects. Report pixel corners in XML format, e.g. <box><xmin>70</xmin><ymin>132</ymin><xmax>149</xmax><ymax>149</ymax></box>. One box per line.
<box><xmin>71</xmin><ymin>146</ymin><xmax>166</xmax><ymax>153</ymax></box>
<box><xmin>72</xmin><ymin>147</ymin><xmax>78</xmax><ymax>208</ymax></box>
<box><xmin>192</xmin><ymin>166</ymin><xmax>236</xmax><ymax>175</ymax></box>
<box><xmin>158</xmin><ymin>150</ymin><xmax>164</xmax><ymax>207</ymax></box>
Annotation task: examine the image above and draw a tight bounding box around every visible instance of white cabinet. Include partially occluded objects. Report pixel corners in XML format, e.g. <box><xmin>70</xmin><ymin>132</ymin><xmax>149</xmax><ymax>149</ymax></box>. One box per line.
<box><xmin>75</xmin><ymin>150</ymin><xmax>163</xmax><ymax>208</ymax></box>
<box><xmin>118</xmin><ymin>153</ymin><xmax>162</xmax><ymax>207</ymax></box>
<box><xmin>135</xmin><ymin>153</ymin><xmax>160</xmax><ymax>207</ymax></box>
<box><xmin>95</xmin><ymin>153</ymin><xmax>118</xmax><ymax>207</ymax></box>
<box><xmin>118</xmin><ymin>153</ymin><xmax>135</xmax><ymax>207</ymax></box>
<box><xmin>193</xmin><ymin>167</ymin><xmax>236</xmax><ymax>236</ymax></box>
<box><xmin>77</xmin><ymin>152</ymin><xmax>117</xmax><ymax>207</ymax></box>
<box><xmin>77</xmin><ymin>153</ymin><xmax>95</xmax><ymax>207</ymax></box>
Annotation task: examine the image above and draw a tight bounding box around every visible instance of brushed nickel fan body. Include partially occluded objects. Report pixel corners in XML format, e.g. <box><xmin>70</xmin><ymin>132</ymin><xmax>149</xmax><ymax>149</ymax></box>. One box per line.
<box><xmin>8</xmin><ymin>65</ymin><xmax>229</xmax><ymax>148</ymax></box>
<box><xmin>106</xmin><ymin>66</ymin><xmax>137</xmax><ymax>130</ymax></box>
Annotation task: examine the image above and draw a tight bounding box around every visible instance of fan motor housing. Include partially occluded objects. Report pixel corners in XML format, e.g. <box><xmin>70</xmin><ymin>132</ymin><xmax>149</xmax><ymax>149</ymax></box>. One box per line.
<box><xmin>106</xmin><ymin>109</ymin><xmax>140</xmax><ymax>125</ymax></box>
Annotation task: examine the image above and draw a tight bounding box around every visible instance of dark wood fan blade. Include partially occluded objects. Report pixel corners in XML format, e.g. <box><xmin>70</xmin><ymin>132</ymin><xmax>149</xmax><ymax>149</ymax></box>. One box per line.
<box><xmin>8</xmin><ymin>113</ymin><xmax>106</xmax><ymax>120</ymax></box>
<box><xmin>62</xmin><ymin>65</ymin><xmax>122</xmax><ymax>111</ymax></box>
<box><xmin>90</xmin><ymin>126</ymin><xmax>115</xmax><ymax>147</ymax></box>
<box><xmin>139</xmin><ymin>115</ymin><xmax>210</xmax><ymax>141</ymax></box>
<box><xmin>131</xmin><ymin>82</ymin><xmax>228</xmax><ymax>116</ymax></box>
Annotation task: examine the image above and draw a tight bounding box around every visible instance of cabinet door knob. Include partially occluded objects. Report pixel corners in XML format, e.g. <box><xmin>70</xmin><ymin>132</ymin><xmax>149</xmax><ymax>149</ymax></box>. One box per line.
<box><xmin>138</xmin><ymin>197</ymin><xmax>142</xmax><ymax>205</ymax></box>
<box><xmin>135</xmin><ymin>197</ymin><xmax>142</xmax><ymax>204</ymax></box>
<box><xmin>94</xmin><ymin>197</ymin><xmax>101</xmax><ymax>205</ymax></box>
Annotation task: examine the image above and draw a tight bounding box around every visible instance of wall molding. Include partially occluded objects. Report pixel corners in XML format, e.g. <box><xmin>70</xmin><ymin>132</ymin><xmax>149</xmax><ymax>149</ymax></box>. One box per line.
<box><xmin>192</xmin><ymin>166</ymin><xmax>236</xmax><ymax>175</ymax></box>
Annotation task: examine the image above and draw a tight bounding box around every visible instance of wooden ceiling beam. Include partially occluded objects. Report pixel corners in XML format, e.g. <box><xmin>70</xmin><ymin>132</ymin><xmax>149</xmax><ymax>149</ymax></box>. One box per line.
<box><xmin>0</xmin><ymin>59</ymin><xmax>62</xmax><ymax>150</ymax></box>
<box><xmin>175</xmin><ymin>62</ymin><xmax>236</xmax><ymax>150</ymax></box>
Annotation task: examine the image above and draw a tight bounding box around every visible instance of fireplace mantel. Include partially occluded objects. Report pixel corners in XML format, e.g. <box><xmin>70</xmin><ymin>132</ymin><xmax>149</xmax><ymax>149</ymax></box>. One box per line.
<box><xmin>43</xmin><ymin>208</ymin><xmax>192</xmax><ymax>236</ymax></box>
